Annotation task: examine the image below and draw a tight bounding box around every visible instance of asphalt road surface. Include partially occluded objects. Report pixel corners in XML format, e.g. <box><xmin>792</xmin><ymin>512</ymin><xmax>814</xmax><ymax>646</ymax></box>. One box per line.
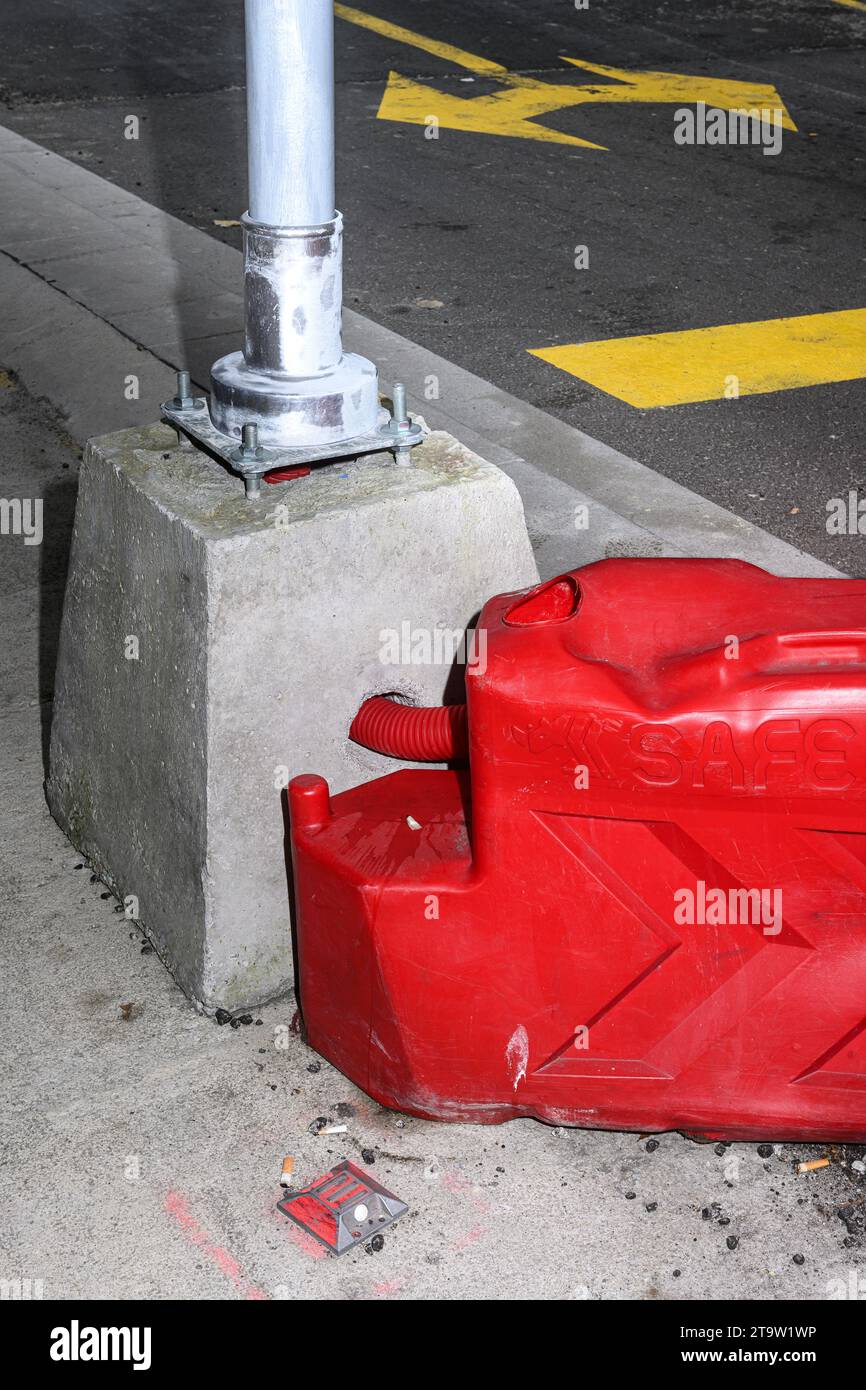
<box><xmin>2</xmin><ymin>0</ymin><xmax>865</xmax><ymax>570</ymax></box>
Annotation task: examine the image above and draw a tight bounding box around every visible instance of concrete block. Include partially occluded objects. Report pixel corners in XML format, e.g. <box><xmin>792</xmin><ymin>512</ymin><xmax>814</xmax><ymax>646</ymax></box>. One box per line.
<box><xmin>47</xmin><ymin>423</ymin><xmax>538</xmax><ymax>1012</ymax></box>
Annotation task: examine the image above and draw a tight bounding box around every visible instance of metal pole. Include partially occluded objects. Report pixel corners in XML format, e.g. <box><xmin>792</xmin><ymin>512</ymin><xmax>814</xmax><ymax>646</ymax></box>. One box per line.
<box><xmin>245</xmin><ymin>0</ymin><xmax>335</xmax><ymax>227</ymax></box>
<box><xmin>159</xmin><ymin>0</ymin><xmax>425</xmax><ymax>493</ymax></box>
<box><xmin>209</xmin><ymin>0</ymin><xmax>379</xmax><ymax>454</ymax></box>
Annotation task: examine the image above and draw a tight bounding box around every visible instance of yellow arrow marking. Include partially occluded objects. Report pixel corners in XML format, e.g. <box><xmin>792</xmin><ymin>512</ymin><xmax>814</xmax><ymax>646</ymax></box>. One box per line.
<box><xmin>336</xmin><ymin>4</ymin><xmax>796</xmax><ymax>147</ymax></box>
<box><xmin>529</xmin><ymin>309</ymin><xmax>866</xmax><ymax>408</ymax></box>
<box><xmin>376</xmin><ymin>73</ymin><xmax>608</xmax><ymax>149</ymax></box>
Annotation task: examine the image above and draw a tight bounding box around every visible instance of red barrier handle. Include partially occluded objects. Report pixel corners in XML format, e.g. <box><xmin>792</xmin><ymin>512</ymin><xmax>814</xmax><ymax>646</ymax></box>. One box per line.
<box><xmin>752</xmin><ymin>630</ymin><xmax>866</xmax><ymax>669</ymax></box>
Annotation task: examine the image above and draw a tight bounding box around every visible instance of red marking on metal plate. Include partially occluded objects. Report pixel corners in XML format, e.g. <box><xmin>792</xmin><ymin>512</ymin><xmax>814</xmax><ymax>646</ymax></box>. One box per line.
<box><xmin>284</xmin><ymin>1194</ymin><xmax>339</xmax><ymax>1249</ymax></box>
<box><xmin>264</xmin><ymin>465</ymin><xmax>311</xmax><ymax>484</ymax></box>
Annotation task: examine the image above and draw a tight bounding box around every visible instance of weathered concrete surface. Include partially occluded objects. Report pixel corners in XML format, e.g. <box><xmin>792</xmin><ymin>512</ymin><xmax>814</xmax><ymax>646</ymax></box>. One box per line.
<box><xmin>47</xmin><ymin>423</ymin><xmax>538</xmax><ymax>1011</ymax></box>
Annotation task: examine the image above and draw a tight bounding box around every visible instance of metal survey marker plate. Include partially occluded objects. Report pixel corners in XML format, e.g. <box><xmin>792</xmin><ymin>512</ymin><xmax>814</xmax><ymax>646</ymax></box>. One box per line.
<box><xmin>277</xmin><ymin>1160</ymin><xmax>408</xmax><ymax>1255</ymax></box>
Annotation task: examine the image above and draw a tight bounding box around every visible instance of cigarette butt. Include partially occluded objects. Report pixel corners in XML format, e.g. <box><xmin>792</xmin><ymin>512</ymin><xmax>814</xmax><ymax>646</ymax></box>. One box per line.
<box><xmin>798</xmin><ymin>1157</ymin><xmax>830</xmax><ymax>1173</ymax></box>
<box><xmin>280</xmin><ymin>1155</ymin><xmax>295</xmax><ymax>1185</ymax></box>
<box><xmin>320</xmin><ymin>1124</ymin><xmax>348</xmax><ymax>1135</ymax></box>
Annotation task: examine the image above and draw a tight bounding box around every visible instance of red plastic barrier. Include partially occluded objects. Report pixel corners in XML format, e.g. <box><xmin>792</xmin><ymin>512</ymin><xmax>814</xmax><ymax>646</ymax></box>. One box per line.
<box><xmin>290</xmin><ymin>559</ymin><xmax>866</xmax><ymax>1139</ymax></box>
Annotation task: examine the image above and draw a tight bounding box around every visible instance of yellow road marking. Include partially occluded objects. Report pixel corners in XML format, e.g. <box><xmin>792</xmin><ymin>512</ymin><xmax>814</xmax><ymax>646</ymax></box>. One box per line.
<box><xmin>336</xmin><ymin>5</ymin><xmax>795</xmax><ymax>148</ymax></box>
<box><xmin>334</xmin><ymin>4</ymin><xmax>508</xmax><ymax>76</ymax></box>
<box><xmin>529</xmin><ymin>309</ymin><xmax>866</xmax><ymax>408</ymax></box>
<box><xmin>376</xmin><ymin>74</ymin><xmax>606</xmax><ymax>149</ymax></box>
<box><xmin>835</xmin><ymin>0</ymin><xmax>866</xmax><ymax>11</ymax></box>
<box><xmin>559</xmin><ymin>56</ymin><xmax>796</xmax><ymax>129</ymax></box>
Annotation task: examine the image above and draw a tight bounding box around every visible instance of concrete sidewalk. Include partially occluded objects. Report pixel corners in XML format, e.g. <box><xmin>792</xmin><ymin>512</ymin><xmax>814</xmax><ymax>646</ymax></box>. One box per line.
<box><xmin>1</xmin><ymin>129</ymin><xmax>863</xmax><ymax>1302</ymax></box>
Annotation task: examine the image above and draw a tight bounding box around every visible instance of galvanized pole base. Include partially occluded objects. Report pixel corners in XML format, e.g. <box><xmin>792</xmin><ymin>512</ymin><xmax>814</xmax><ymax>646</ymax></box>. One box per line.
<box><xmin>161</xmin><ymin>223</ymin><xmax>424</xmax><ymax>496</ymax></box>
<box><xmin>161</xmin><ymin>375</ymin><xmax>425</xmax><ymax>500</ymax></box>
<box><xmin>161</xmin><ymin>0</ymin><xmax>425</xmax><ymax>496</ymax></box>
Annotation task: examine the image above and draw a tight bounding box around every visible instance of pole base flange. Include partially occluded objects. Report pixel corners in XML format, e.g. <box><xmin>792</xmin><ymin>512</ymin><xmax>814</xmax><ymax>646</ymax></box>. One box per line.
<box><xmin>209</xmin><ymin>347</ymin><xmax>383</xmax><ymax>450</ymax></box>
<box><xmin>161</xmin><ymin>388</ymin><xmax>427</xmax><ymax>499</ymax></box>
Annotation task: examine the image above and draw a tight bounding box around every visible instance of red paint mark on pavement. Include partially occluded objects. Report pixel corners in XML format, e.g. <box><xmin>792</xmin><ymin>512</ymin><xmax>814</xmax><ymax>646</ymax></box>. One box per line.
<box><xmin>163</xmin><ymin>1190</ymin><xmax>269</xmax><ymax>1300</ymax></box>
<box><xmin>442</xmin><ymin>1168</ymin><xmax>491</xmax><ymax>1216</ymax></box>
<box><xmin>282</xmin><ymin>1220</ymin><xmax>329</xmax><ymax>1260</ymax></box>
<box><xmin>373</xmin><ymin>1279</ymin><xmax>405</xmax><ymax>1296</ymax></box>
<box><xmin>441</xmin><ymin>1168</ymin><xmax>491</xmax><ymax>1252</ymax></box>
<box><xmin>450</xmin><ymin>1224</ymin><xmax>485</xmax><ymax>1252</ymax></box>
